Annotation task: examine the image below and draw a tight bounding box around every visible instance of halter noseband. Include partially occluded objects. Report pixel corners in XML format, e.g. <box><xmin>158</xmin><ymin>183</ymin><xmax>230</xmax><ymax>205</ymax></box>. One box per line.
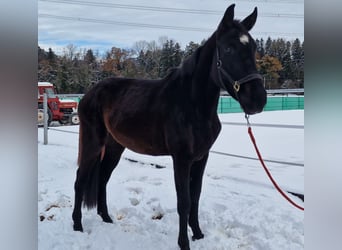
<box><xmin>216</xmin><ymin>48</ymin><xmax>263</xmax><ymax>98</ymax></box>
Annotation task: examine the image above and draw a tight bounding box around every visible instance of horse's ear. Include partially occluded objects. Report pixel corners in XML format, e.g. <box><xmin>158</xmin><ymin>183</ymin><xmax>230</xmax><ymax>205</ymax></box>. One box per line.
<box><xmin>241</xmin><ymin>7</ymin><xmax>258</xmax><ymax>31</ymax></box>
<box><xmin>217</xmin><ymin>4</ymin><xmax>235</xmax><ymax>34</ymax></box>
<box><xmin>222</xmin><ymin>4</ymin><xmax>235</xmax><ymax>25</ymax></box>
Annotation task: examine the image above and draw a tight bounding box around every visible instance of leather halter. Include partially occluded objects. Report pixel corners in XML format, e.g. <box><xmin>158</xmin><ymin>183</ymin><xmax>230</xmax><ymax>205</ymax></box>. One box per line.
<box><xmin>216</xmin><ymin>48</ymin><xmax>263</xmax><ymax>98</ymax></box>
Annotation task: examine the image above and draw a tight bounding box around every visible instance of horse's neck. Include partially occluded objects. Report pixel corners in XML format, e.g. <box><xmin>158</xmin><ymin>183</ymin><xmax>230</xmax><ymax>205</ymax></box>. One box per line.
<box><xmin>183</xmin><ymin>35</ymin><xmax>221</xmax><ymax>116</ymax></box>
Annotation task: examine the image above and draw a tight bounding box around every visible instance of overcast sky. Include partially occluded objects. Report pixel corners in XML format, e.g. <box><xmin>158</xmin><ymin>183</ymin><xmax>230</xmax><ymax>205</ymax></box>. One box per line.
<box><xmin>38</xmin><ymin>0</ymin><xmax>304</xmax><ymax>55</ymax></box>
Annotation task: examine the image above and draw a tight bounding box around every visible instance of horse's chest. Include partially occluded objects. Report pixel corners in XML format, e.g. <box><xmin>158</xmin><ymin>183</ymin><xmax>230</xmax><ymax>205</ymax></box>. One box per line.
<box><xmin>192</xmin><ymin>121</ymin><xmax>221</xmax><ymax>152</ymax></box>
<box><xmin>164</xmin><ymin>116</ymin><xmax>221</xmax><ymax>158</ymax></box>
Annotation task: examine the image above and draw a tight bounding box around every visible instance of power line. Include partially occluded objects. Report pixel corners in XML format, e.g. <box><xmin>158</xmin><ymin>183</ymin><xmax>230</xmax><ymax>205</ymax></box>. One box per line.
<box><xmin>39</xmin><ymin>13</ymin><xmax>211</xmax><ymax>32</ymax></box>
<box><xmin>39</xmin><ymin>0</ymin><xmax>304</xmax><ymax>19</ymax></box>
<box><xmin>233</xmin><ymin>0</ymin><xmax>303</xmax><ymax>3</ymax></box>
<box><xmin>38</xmin><ymin>13</ymin><xmax>303</xmax><ymax>37</ymax></box>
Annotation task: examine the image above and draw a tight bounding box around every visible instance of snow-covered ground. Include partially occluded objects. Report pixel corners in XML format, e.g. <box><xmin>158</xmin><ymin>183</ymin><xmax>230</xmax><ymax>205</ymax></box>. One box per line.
<box><xmin>38</xmin><ymin>110</ymin><xmax>304</xmax><ymax>250</ymax></box>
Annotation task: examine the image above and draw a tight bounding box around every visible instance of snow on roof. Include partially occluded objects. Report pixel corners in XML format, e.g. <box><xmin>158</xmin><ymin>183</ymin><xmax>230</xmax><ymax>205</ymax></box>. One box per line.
<box><xmin>38</xmin><ymin>82</ymin><xmax>53</xmax><ymax>86</ymax></box>
<box><xmin>59</xmin><ymin>99</ymin><xmax>76</xmax><ymax>103</ymax></box>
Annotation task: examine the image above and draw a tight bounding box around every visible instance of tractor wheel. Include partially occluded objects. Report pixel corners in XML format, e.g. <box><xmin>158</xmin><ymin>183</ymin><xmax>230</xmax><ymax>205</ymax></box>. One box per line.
<box><xmin>38</xmin><ymin>108</ymin><xmax>52</xmax><ymax>126</ymax></box>
<box><xmin>70</xmin><ymin>113</ymin><xmax>80</xmax><ymax>125</ymax></box>
<box><xmin>37</xmin><ymin>109</ymin><xmax>44</xmax><ymax>126</ymax></box>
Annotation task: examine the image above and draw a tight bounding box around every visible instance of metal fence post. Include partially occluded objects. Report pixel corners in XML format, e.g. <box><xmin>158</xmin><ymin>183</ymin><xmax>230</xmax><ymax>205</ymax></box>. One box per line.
<box><xmin>43</xmin><ymin>93</ymin><xmax>48</xmax><ymax>145</ymax></box>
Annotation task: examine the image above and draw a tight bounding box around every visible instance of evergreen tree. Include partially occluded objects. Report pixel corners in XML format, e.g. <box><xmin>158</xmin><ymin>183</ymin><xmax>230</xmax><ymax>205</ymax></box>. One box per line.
<box><xmin>281</xmin><ymin>41</ymin><xmax>293</xmax><ymax>81</ymax></box>
<box><xmin>56</xmin><ymin>59</ymin><xmax>71</xmax><ymax>93</ymax></box>
<box><xmin>171</xmin><ymin>42</ymin><xmax>183</xmax><ymax>67</ymax></box>
<box><xmin>159</xmin><ymin>40</ymin><xmax>172</xmax><ymax>78</ymax></box>
<box><xmin>38</xmin><ymin>35</ymin><xmax>304</xmax><ymax>93</ymax></box>
<box><xmin>274</xmin><ymin>38</ymin><xmax>289</xmax><ymax>81</ymax></box>
<box><xmin>38</xmin><ymin>47</ymin><xmax>57</xmax><ymax>83</ymax></box>
<box><xmin>84</xmin><ymin>49</ymin><xmax>95</xmax><ymax>65</ymax></box>
<box><xmin>38</xmin><ymin>46</ymin><xmax>47</xmax><ymax>62</ymax></box>
<box><xmin>291</xmin><ymin>38</ymin><xmax>304</xmax><ymax>82</ymax></box>
<box><xmin>264</xmin><ymin>37</ymin><xmax>273</xmax><ymax>56</ymax></box>
<box><xmin>255</xmin><ymin>38</ymin><xmax>265</xmax><ymax>58</ymax></box>
<box><xmin>184</xmin><ymin>41</ymin><xmax>200</xmax><ymax>59</ymax></box>
<box><xmin>47</xmin><ymin>48</ymin><xmax>56</xmax><ymax>65</ymax></box>
<box><xmin>299</xmin><ymin>41</ymin><xmax>304</xmax><ymax>87</ymax></box>
<box><xmin>159</xmin><ymin>39</ymin><xmax>184</xmax><ymax>78</ymax></box>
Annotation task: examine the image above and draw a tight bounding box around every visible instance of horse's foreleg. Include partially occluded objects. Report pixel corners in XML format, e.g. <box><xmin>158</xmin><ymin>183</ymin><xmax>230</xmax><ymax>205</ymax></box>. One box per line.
<box><xmin>189</xmin><ymin>153</ymin><xmax>208</xmax><ymax>241</ymax></box>
<box><xmin>173</xmin><ymin>157</ymin><xmax>192</xmax><ymax>250</ymax></box>
<box><xmin>97</xmin><ymin>137</ymin><xmax>124</xmax><ymax>222</ymax></box>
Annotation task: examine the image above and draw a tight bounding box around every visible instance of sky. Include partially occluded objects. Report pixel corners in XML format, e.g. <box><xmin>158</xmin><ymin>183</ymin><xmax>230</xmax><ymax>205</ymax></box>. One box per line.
<box><xmin>38</xmin><ymin>110</ymin><xmax>304</xmax><ymax>249</ymax></box>
<box><xmin>38</xmin><ymin>0</ymin><xmax>304</xmax><ymax>56</ymax></box>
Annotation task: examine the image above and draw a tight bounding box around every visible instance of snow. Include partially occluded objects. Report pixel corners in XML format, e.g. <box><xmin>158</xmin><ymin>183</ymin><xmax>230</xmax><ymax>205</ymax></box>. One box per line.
<box><xmin>38</xmin><ymin>82</ymin><xmax>53</xmax><ymax>87</ymax></box>
<box><xmin>59</xmin><ymin>99</ymin><xmax>77</xmax><ymax>103</ymax></box>
<box><xmin>38</xmin><ymin>110</ymin><xmax>304</xmax><ymax>250</ymax></box>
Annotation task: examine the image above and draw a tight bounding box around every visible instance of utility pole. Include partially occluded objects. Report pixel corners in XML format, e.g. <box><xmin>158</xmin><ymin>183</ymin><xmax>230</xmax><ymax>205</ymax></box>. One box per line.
<box><xmin>43</xmin><ymin>93</ymin><xmax>48</xmax><ymax>145</ymax></box>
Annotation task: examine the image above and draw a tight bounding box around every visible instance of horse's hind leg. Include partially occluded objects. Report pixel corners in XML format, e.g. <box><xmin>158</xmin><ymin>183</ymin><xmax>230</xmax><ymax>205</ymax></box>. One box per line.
<box><xmin>189</xmin><ymin>153</ymin><xmax>208</xmax><ymax>241</ymax></box>
<box><xmin>97</xmin><ymin>135</ymin><xmax>125</xmax><ymax>223</ymax></box>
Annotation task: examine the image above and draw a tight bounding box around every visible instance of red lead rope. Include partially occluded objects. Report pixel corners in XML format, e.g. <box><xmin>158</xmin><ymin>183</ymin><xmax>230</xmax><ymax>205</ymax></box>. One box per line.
<box><xmin>247</xmin><ymin>124</ymin><xmax>304</xmax><ymax>211</ymax></box>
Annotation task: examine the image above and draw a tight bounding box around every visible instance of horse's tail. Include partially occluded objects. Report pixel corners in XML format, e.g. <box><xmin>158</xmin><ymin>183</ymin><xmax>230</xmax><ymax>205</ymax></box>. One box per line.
<box><xmin>83</xmin><ymin>155</ymin><xmax>101</xmax><ymax>209</ymax></box>
<box><xmin>77</xmin><ymin>118</ymin><xmax>103</xmax><ymax>209</ymax></box>
<box><xmin>77</xmin><ymin>123</ymin><xmax>82</xmax><ymax>166</ymax></box>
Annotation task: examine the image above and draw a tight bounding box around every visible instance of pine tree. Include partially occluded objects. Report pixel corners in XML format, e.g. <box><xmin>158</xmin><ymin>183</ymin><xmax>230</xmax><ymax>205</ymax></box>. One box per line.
<box><xmin>299</xmin><ymin>41</ymin><xmax>304</xmax><ymax>87</ymax></box>
<box><xmin>281</xmin><ymin>41</ymin><xmax>293</xmax><ymax>81</ymax></box>
<box><xmin>264</xmin><ymin>37</ymin><xmax>273</xmax><ymax>56</ymax></box>
<box><xmin>84</xmin><ymin>49</ymin><xmax>95</xmax><ymax>65</ymax></box>
<box><xmin>56</xmin><ymin>59</ymin><xmax>71</xmax><ymax>93</ymax></box>
<box><xmin>47</xmin><ymin>48</ymin><xmax>56</xmax><ymax>65</ymax></box>
<box><xmin>172</xmin><ymin>42</ymin><xmax>183</xmax><ymax>67</ymax></box>
<box><xmin>291</xmin><ymin>38</ymin><xmax>304</xmax><ymax>82</ymax></box>
<box><xmin>184</xmin><ymin>41</ymin><xmax>200</xmax><ymax>59</ymax></box>
<box><xmin>38</xmin><ymin>47</ymin><xmax>57</xmax><ymax>83</ymax></box>
<box><xmin>274</xmin><ymin>38</ymin><xmax>289</xmax><ymax>81</ymax></box>
<box><xmin>159</xmin><ymin>40</ymin><xmax>172</xmax><ymax>78</ymax></box>
<box><xmin>255</xmin><ymin>39</ymin><xmax>265</xmax><ymax>58</ymax></box>
<box><xmin>38</xmin><ymin>46</ymin><xmax>47</xmax><ymax>62</ymax></box>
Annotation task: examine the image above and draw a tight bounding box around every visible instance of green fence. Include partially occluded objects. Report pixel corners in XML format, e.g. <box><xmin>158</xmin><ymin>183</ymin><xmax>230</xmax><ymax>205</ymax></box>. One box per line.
<box><xmin>217</xmin><ymin>96</ymin><xmax>304</xmax><ymax>113</ymax></box>
<box><xmin>60</xmin><ymin>94</ymin><xmax>304</xmax><ymax>114</ymax></box>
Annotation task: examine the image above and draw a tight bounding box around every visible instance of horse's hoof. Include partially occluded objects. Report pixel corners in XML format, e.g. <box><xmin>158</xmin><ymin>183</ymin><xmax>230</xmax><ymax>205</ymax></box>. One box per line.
<box><xmin>192</xmin><ymin>232</ymin><xmax>204</xmax><ymax>241</ymax></box>
<box><xmin>103</xmin><ymin>217</ymin><xmax>113</xmax><ymax>223</ymax></box>
<box><xmin>180</xmin><ymin>247</ymin><xmax>190</xmax><ymax>250</ymax></box>
<box><xmin>178</xmin><ymin>238</ymin><xmax>190</xmax><ymax>250</ymax></box>
<box><xmin>99</xmin><ymin>213</ymin><xmax>113</xmax><ymax>223</ymax></box>
<box><xmin>73</xmin><ymin>224</ymin><xmax>83</xmax><ymax>232</ymax></box>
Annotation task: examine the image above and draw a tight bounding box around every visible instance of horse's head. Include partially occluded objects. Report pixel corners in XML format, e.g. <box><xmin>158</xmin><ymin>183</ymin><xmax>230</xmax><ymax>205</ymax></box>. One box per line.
<box><xmin>213</xmin><ymin>4</ymin><xmax>266</xmax><ymax>115</ymax></box>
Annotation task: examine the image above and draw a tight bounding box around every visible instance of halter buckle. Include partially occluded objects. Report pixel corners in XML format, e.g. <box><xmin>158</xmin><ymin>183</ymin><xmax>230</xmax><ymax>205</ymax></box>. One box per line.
<box><xmin>217</xmin><ymin>60</ymin><xmax>222</xmax><ymax>68</ymax></box>
<box><xmin>245</xmin><ymin>113</ymin><xmax>251</xmax><ymax>127</ymax></box>
<box><xmin>233</xmin><ymin>81</ymin><xmax>240</xmax><ymax>92</ymax></box>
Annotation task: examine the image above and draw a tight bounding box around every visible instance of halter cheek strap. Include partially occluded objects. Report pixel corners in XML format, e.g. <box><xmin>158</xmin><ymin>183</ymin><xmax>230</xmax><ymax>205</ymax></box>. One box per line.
<box><xmin>216</xmin><ymin>48</ymin><xmax>263</xmax><ymax>98</ymax></box>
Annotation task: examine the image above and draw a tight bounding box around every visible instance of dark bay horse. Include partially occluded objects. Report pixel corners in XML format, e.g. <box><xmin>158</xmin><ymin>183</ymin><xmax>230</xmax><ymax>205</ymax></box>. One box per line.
<box><xmin>72</xmin><ymin>4</ymin><xmax>266</xmax><ymax>250</ymax></box>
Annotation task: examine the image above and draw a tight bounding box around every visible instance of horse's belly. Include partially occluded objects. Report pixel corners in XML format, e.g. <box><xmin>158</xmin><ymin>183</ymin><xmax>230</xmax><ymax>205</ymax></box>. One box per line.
<box><xmin>108</xmin><ymin>129</ymin><xmax>168</xmax><ymax>156</ymax></box>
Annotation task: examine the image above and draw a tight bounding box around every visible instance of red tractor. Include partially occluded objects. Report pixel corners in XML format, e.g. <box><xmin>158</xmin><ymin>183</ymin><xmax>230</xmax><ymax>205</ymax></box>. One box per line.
<box><xmin>38</xmin><ymin>82</ymin><xmax>80</xmax><ymax>126</ymax></box>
